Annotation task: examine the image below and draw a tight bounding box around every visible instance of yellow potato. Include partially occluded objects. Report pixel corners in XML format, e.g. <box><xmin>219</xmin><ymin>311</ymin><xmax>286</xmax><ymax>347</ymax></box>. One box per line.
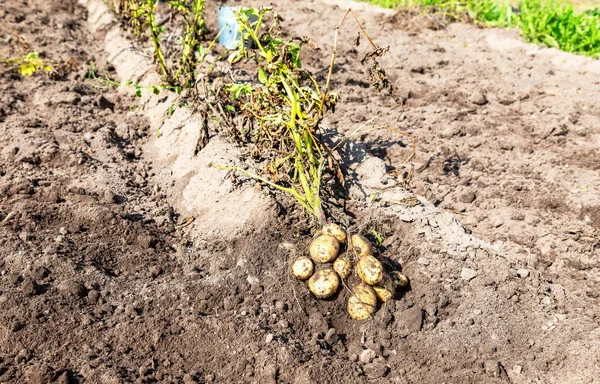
<box><xmin>349</xmin><ymin>234</ymin><xmax>372</xmax><ymax>259</ymax></box>
<box><xmin>373</xmin><ymin>273</ymin><xmax>394</xmax><ymax>302</ymax></box>
<box><xmin>356</xmin><ymin>255</ymin><xmax>384</xmax><ymax>285</ymax></box>
<box><xmin>333</xmin><ymin>256</ymin><xmax>353</xmax><ymax>279</ymax></box>
<box><xmin>391</xmin><ymin>271</ymin><xmax>410</xmax><ymax>288</ymax></box>
<box><xmin>308</xmin><ymin>268</ymin><xmax>340</xmax><ymax>299</ymax></box>
<box><xmin>291</xmin><ymin>256</ymin><xmax>314</xmax><ymax>280</ymax></box>
<box><xmin>309</xmin><ymin>235</ymin><xmax>340</xmax><ymax>263</ymax></box>
<box><xmin>322</xmin><ymin>223</ymin><xmax>347</xmax><ymax>243</ymax></box>
<box><xmin>347</xmin><ymin>281</ymin><xmax>378</xmax><ymax>320</ymax></box>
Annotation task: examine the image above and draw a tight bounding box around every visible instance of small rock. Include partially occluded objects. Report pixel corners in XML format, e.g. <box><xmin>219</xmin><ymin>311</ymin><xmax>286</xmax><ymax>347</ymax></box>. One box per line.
<box><xmin>149</xmin><ymin>266</ymin><xmax>163</xmax><ymax>278</ymax></box>
<box><xmin>58</xmin><ymin>280</ymin><xmax>86</xmax><ymax>298</ymax></box>
<box><xmin>22</xmin><ymin>279</ymin><xmax>41</xmax><ymax>296</ymax></box>
<box><xmin>87</xmin><ymin>290</ymin><xmax>100</xmax><ymax>304</ymax></box>
<box><xmin>308</xmin><ymin>312</ymin><xmax>328</xmax><ymax>333</ymax></box>
<box><xmin>417</xmin><ymin>257</ymin><xmax>430</xmax><ymax>266</ymax></box>
<box><xmin>360</xmin><ymin>349</ymin><xmax>376</xmax><ymax>364</ymax></box>
<box><xmin>394</xmin><ymin>306</ymin><xmax>424</xmax><ymax>337</ymax></box>
<box><xmin>499</xmin><ymin>141</ymin><xmax>514</xmax><ymax>151</ymax></box>
<box><xmin>25</xmin><ymin>364</ymin><xmax>53</xmax><ymax>384</ymax></box>
<box><xmin>250</xmin><ymin>284</ymin><xmax>264</xmax><ymax>294</ymax></box>
<box><xmin>513</xmin><ymin>365</ymin><xmax>523</xmax><ymax>374</ymax></box>
<box><xmin>324</xmin><ymin>328</ymin><xmax>338</xmax><ymax>345</ymax></box>
<box><xmin>355</xmin><ymin>157</ymin><xmax>387</xmax><ymax>188</ymax></box>
<box><xmin>30</xmin><ymin>267</ymin><xmax>49</xmax><ymax>281</ymax></box>
<box><xmin>364</xmin><ymin>340</ymin><xmax>383</xmax><ymax>355</ymax></box>
<box><xmin>363</xmin><ymin>362</ymin><xmax>389</xmax><ymax>379</ymax></box>
<box><xmin>440</xmin><ymin>126</ymin><xmax>458</xmax><ymax>139</ymax></box>
<box><xmin>103</xmin><ymin>189</ymin><xmax>118</xmax><ymax>203</ymax></box>
<box><xmin>490</xmin><ymin>217</ymin><xmax>504</xmax><ymax>228</ymax></box>
<box><xmin>460</xmin><ymin>191</ymin><xmax>477</xmax><ymax>204</ymax></box>
<box><xmin>517</xmin><ymin>269</ymin><xmax>530</xmax><ymax>278</ymax></box>
<box><xmin>265</xmin><ymin>333</ymin><xmax>274</xmax><ymax>344</ymax></box>
<box><xmin>469</xmin><ymin>91</ymin><xmax>488</xmax><ymax>105</ymax></box>
<box><xmin>275</xmin><ymin>301</ymin><xmax>287</xmax><ymax>311</ymax></box>
<box><xmin>461</xmin><ymin>268</ymin><xmax>478</xmax><ymax>281</ymax></box>
<box><xmin>484</xmin><ymin>360</ymin><xmax>500</xmax><ymax>377</ymax></box>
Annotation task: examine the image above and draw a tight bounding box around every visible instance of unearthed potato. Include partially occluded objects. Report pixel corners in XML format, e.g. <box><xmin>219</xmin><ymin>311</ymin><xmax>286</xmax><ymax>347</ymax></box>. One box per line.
<box><xmin>333</xmin><ymin>256</ymin><xmax>353</xmax><ymax>279</ymax></box>
<box><xmin>309</xmin><ymin>235</ymin><xmax>340</xmax><ymax>263</ymax></box>
<box><xmin>373</xmin><ymin>273</ymin><xmax>394</xmax><ymax>302</ymax></box>
<box><xmin>356</xmin><ymin>255</ymin><xmax>384</xmax><ymax>285</ymax></box>
<box><xmin>349</xmin><ymin>234</ymin><xmax>372</xmax><ymax>259</ymax></box>
<box><xmin>347</xmin><ymin>281</ymin><xmax>378</xmax><ymax>320</ymax></box>
<box><xmin>391</xmin><ymin>271</ymin><xmax>410</xmax><ymax>288</ymax></box>
<box><xmin>322</xmin><ymin>223</ymin><xmax>347</xmax><ymax>243</ymax></box>
<box><xmin>291</xmin><ymin>256</ymin><xmax>314</xmax><ymax>280</ymax></box>
<box><xmin>308</xmin><ymin>268</ymin><xmax>340</xmax><ymax>299</ymax></box>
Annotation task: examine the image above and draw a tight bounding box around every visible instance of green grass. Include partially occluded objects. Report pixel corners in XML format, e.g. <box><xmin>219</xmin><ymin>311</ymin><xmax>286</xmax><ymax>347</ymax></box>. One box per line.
<box><xmin>359</xmin><ymin>0</ymin><xmax>600</xmax><ymax>58</ymax></box>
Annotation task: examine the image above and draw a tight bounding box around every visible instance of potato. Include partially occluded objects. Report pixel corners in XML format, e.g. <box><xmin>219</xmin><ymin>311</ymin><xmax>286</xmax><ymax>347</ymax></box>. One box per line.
<box><xmin>308</xmin><ymin>268</ymin><xmax>340</xmax><ymax>299</ymax></box>
<box><xmin>391</xmin><ymin>271</ymin><xmax>410</xmax><ymax>288</ymax></box>
<box><xmin>373</xmin><ymin>273</ymin><xmax>394</xmax><ymax>302</ymax></box>
<box><xmin>347</xmin><ymin>281</ymin><xmax>378</xmax><ymax>320</ymax></box>
<box><xmin>349</xmin><ymin>234</ymin><xmax>372</xmax><ymax>259</ymax></box>
<box><xmin>309</xmin><ymin>235</ymin><xmax>340</xmax><ymax>263</ymax></box>
<box><xmin>356</xmin><ymin>255</ymin><xmax>384</xmax><ymax>285</ymax></box>
<box><xmin>333</xmin><ymin>255</ymin><xmax>352</xmax><ymax>279</ymax></box>
<box><xmin>322</xmin><ymin>223</ymin><xmax>347</xmax><ymax>243</ymax></box>
<box><xmin>291</xmin><ymin>256</ymin><xmax>314</xmax><ymax>280</ymax></box>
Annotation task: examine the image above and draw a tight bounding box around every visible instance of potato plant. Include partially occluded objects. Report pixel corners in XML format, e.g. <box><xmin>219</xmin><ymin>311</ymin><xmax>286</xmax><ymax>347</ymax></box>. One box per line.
<box><xmin>218</xmin><ymin>7</ymin><xmax>337</xmax><ymax>225</ymax></box>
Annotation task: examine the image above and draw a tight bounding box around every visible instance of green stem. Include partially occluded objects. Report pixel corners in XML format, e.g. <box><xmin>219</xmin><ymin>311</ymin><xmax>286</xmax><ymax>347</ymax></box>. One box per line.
<box><xmin>146</xmin><ymin>0</ymin><xmax>170</xmax><ymax>81</ymax></box>
<box><xmin>215</xmin><ymin>165</ymin><xmax>315</xmax><ymax>216</ymax></box>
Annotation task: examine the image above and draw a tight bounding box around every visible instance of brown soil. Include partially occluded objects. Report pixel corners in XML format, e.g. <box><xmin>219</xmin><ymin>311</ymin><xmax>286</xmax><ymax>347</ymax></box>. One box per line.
<box><xmin>1</xmin><ymin>1</ymin><xmax>599</xmax><ymax>384</ymax></box>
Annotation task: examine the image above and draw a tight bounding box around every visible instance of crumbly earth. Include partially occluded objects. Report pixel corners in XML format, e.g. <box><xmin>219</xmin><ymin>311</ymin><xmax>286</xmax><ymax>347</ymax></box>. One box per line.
<box><xmin>1</xmin><ymin>0</ymin><xmax>599</xmax><ymax>384</ymax></box>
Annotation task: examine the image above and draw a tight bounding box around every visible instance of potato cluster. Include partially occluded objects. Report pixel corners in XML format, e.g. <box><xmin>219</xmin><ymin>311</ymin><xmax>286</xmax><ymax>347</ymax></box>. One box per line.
<box><xmin>291</xmin><ymin>223</ymin><xmax>409</xmax><ymax>320</ymax></box>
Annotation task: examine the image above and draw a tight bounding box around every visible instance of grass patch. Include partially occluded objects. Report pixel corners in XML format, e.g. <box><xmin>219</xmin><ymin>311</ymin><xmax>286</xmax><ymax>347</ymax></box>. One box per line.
<box><xmin>359</xmin><ymin>0</ymin><xmax>600</xmax><ymax>58</ymax></box>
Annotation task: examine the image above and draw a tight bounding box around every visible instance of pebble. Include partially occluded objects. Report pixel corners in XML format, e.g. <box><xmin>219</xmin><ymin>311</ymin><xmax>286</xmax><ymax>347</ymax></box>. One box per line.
<box><xmin>517</xmin><ymin>269</ymin><xmax>530</xmax><ymax>278</ymax></box>
<box><xmin>58</xmin><ymin>280</ymin><xmax>86</xmax><ymax>298</ymax></box>
<box><xmin>490</xmin><ymin>217</ymin><xmax>504</xmax><ymax>228</ymax></box>
<box><xmin>483</xmin><ymin>360</ymin><xmax>500</xmax><ymax>377</ymax></box>
<box><xmin>417</xmin><ymin>257</ymin><xmax>430</xmax><ymax>266</ymax></box>
<box><xmin>308</xmin><ymin>312</ymin><xmax>328</xmax><ymax>333</ymax></box>
<box><xmin>461</xmin><ymin>268</ymin><xmax>478</xmax><ymax>281</ymax></box>
<box><xmin>149</xmin><ymin>266</ymin><xmax>163</xmax><ymax>278</ymax></box>
<box><xmin>265</xmin><ymin>334</ymin><xmax>274</xmax><ymax>344</ymax></box>
<box><xmin>22</xmin><ymin>279</ymin><xmax>41</xmax><ymax>296</ymax></box>
<box><xmin>360</xmin><ymin>349</ymin><xmax>376</xmax><ymax>364</ymax></box>
<box><xmin>324</xmin><ymin>328</ymin><xmax>338</xmax><ymax>345</ymax></box>
<box><xmin>513</xmin><ymin>365</ymin><xmax>523</xmax><ymax>374</ymax></box>
<box><xmin>394</xmin><ymin>306</ymin><xmax>424</xmax><ymax>337</ymax></box>
<box><xmin>363</xmin><ymin>362</ymin><xmax>389</xmax><ymax>379</ymax></box>
<box><xmin>87</xmin><ymin>290</ymin><xmax>100</xmax><ymax>304</ymax></box>
<box><xmin>275</xmin><ymin>301</ymin><xmax>287</xmax><ymax>311</ymax></box>
<box><xmin>469</xmin><ymin>91</ymin><xmax>488</xmax><ymax>105</ymax></box>
<box><xmin>460</xmin><ymin>191</ymin><xmax>477</xmax><ymax>204</ymax></box>
<box><xmin>440</xmin><ymin>126</ymin><xmax>458</xmax><ymax>139</ymax></box>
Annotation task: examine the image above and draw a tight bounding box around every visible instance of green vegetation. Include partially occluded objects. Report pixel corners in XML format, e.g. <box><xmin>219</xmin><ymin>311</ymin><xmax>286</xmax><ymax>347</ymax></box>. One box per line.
<box><xmin>109</xmin><ymin>0</ymin><xmax>207</xmax><ymax>87</ymax></box>
<box><xmin>359</xmin><ymin>0</ymin><xmax>600</xmax><ymax>57</ymax></box>
<box><xmin>217</xmin><ymin>7</ymin><xmax>336</xmax><ymax>224</ymax></box>
<box><xmin>2</xmin><ymin>52</ymin><xmax>53</xmax><ymax>76</ymax></box>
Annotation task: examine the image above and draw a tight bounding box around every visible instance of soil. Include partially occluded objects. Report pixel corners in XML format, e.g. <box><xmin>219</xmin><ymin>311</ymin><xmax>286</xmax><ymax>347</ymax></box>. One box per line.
<box><xmin>1</xmin><ymin>0</ymin><xmax>599</xmax><ymax>384</ymax></box>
